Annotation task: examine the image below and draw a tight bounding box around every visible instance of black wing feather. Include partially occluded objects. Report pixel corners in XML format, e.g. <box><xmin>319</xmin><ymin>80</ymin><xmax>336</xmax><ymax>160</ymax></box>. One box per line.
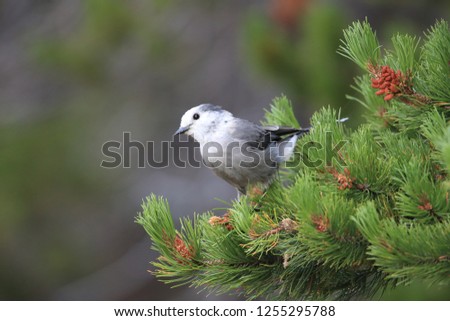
<box><xmin>228</xmin><ymin>120</ymin><xmax>309</xmax><ymax>150</ymax></box>
<box><xmin>258</xmin><ymin>126</ymin><xmax>309</xmax><ymax>150</ymax></box>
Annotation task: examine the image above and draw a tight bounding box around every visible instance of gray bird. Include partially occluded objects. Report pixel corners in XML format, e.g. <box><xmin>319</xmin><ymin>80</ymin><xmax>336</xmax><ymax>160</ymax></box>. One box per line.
<box><xmin>174</xmin><ymin>104</ymin><xmax>345</xmax><ymax>196</ymax></box>
<box><xmin>173</xmin><ymin>103</ymin><xmax>304</xmax><ymax>196</ymax></box>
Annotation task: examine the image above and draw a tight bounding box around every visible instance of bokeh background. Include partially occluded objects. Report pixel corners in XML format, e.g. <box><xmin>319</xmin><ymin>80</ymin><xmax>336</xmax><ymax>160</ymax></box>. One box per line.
<box><xmin>1</xmin><ymin>0</ymin><xmax>449</xmax><ymax>300</ymax></box>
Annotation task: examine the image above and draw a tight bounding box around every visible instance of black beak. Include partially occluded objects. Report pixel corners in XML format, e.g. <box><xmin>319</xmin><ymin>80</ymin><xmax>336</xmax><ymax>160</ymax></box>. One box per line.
<box><xmin>174</xmin><ymin>126</ymin><xmax>189</xmax><ymax>136</ymax></box>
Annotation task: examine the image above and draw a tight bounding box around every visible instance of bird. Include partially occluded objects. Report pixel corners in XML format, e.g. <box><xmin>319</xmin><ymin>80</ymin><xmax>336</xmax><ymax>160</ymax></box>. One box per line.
<box><xmin>174</xmin><ymin>104</ymin><xmax>345</xmax><ymax>197</ymax></box>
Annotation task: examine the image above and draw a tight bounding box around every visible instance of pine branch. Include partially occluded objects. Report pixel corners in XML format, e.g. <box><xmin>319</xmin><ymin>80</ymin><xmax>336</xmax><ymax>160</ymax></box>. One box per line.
<box><xmin>136</xmin><ymin>195</ymin><xmax>202</xmax><ymax>286</ymax></box>
<box><xmin>262</xmin><ymin>94</ymin><xmax>300</xmax><ymax>128</ymax></box>
<box><xmin>354</xmin><ymin>202</ymin><xmax>450</xmax><ymax>285</ymax></box>
<box><xmin>337</xmin><ymin>18</ymin><xmax>381</xmax><ymax>70</ymax></box>
<box><xmin>137</xmin><ymin>19</ymin><xmax>450</xmax><ymax>300</ymax></box>
<box><xmin>416</xmin><ymin>19</ymin><xmax>450</xmax><ymax>102</ymax></box>
<box><xmin>387</xmin><ymin>34</ymin><xmax>420</xmax><ymax>74</ymax></box>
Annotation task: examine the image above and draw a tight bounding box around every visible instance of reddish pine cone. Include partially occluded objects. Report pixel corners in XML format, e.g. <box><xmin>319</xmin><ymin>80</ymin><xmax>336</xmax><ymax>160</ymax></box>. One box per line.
<box><xmin>369</xmin><ymin>65</ymin><xmax>410</xmax><ymax>101</ymax></box>
<box><xmin>174</xmin><ymin>235</ymin><xmax>194</xmax><ymax>261</ymax></box>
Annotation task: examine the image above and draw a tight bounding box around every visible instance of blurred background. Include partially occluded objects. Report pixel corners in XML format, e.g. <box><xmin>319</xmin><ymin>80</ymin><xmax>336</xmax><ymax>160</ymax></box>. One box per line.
<box><xmin>1</xmin><ymin>0</ymin><xmax>449</xmax><ymax>300</ymax></box>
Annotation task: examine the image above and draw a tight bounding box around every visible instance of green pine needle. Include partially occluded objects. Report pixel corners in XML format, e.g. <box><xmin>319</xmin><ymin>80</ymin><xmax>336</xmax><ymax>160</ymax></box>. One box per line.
<box><xmin>337</xmin><ymin>18</ymin><xmax>381</xmax><ymax>70</ymax></box>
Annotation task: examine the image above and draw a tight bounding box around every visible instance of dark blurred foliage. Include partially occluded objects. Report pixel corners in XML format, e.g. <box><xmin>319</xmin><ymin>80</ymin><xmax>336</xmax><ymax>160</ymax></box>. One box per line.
<box><xmin>0</xmin><ymin>0</ymin><xmax>448</xmax><ymax>300</ymax></box>
<box><xmin>243</xmin><ymin>1</ymin><xmax>351</xmax><ymax>112</ymax></box>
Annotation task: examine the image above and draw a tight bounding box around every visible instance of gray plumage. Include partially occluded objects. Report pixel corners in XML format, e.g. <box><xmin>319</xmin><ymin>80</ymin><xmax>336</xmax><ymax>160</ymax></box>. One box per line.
<box><xmin>174</xmin><ymin>104</ymin><xmax>309</xmax><ymax>196</ymax></box>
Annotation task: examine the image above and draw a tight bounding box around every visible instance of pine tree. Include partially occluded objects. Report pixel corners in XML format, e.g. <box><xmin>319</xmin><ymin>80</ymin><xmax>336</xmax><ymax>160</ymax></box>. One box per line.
<box><xmin>136</xmin><ymin>19</ymin><xmax>450</xmax><ymax>300</ymax></box>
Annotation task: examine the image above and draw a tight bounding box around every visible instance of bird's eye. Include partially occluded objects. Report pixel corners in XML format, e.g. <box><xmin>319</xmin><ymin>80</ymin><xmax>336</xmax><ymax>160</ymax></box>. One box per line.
<box><xmin>193</xmin><ymin>113</ymin><xmax>200</xmax><ymax>120</ymax></box>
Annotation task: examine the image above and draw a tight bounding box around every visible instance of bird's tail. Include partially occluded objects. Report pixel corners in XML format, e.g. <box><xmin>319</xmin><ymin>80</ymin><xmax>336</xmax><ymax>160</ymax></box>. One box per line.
<box><xmin>275</xmin><ymin>117</ymin><xmax>349</xmax><ymax>163</ymax></box>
